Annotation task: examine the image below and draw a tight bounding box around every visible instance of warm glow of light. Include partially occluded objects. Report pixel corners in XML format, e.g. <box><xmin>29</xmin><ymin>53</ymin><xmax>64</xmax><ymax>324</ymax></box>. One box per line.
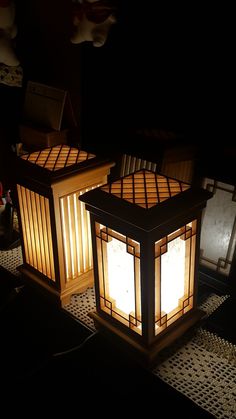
<box><xmin>102</xmin><ymin>170</ymin><xmax>190</xmax><ymax>209</ymax></box>
<box><xmin>21</xmin><ymin>146</ymin><xmax>96</xmax><ymax>171</ymax></box>
<box><xmin>60</xmin><ymin>198</ymin><xmax>69</xmax><ymax>279</ymax></box>
<box><xmin>80</xmin><ymin>194</ymin><xmax>87</xmax><ymax>271</ymax></box>
<box><xmin>161</xmin><ymin>235</ymin><xmax>185</xmax><ymax>314</ymax></box>
<box><xmin>67</xmin><ymin>196</ymin><xmax>75</xmax><ymax>277</ymax></box>
<box><xmin>17</xmin><ymin>185</ymin><xmax>55</xmax><ymax>281</ymax></box>
<box><xmin>96</xmin><ymin>225</ymin><xmax>142</xmax><ymax>334</ymax></box>
<box><xmin>60</xmin><ymin>185</ymin><xmax>100</xmax><ymax>282</ymax></box>
<box><xmin>74</xmin><ymin>193</ymin><xmax>81</xmax><ymax>273</ymax></box>
<box><xmin>155</xmin><ymin>221</ymin><xmax>196</xmax><ymax>335</ymax></box>
<box><xmin>107</xmin><ymin>237</ymin><xmax>135</xmax><ymax>316</ymax></box>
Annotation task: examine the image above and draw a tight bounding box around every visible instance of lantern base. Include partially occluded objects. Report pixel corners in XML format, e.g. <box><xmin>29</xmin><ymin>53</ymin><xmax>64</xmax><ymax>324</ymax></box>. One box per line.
<box><xmin>18</xmin><ymin>264</ymin><xmax>94</xmax><ymax>306</ymax></box>
<box><xmin>89</xmin><ymin>308</ymin><xmax>205</xmax><ymax>368</ymax></box>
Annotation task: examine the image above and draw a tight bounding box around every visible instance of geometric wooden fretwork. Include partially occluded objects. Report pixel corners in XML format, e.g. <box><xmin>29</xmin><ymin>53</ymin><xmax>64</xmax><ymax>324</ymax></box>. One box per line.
<box><xmin>101</xmin><ymin>169</ymin><xmax>190</xmax><ymax>209</ymax></box>
<box><xmin>21</xmin><ymin>144</ymin><xmax>96</xmax><ymax>171</ymax></box>
<box><xmin>155</xmin><ymin>221</ymin><xmax>197</xmax><ymax>335</ymax></box>
<box><xmin>95</xmin><ymin>224</ymin><xmax>142</xmax><ymax>335</ymax></box>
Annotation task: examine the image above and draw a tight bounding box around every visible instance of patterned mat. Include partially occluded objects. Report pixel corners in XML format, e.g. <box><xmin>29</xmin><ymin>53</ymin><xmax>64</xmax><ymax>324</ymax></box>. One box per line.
<box><xmin>0</xmin><ymin>245</ymin><xmax>22</xmax><ymax>277</ymax></box>
<box><xmin>153</xmin><ymin>322</ymin><xmax>236</xmax><ymax>419</ymax></box>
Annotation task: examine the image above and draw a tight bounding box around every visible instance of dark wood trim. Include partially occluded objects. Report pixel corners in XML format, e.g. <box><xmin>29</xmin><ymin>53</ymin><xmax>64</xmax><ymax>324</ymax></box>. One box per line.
<box><xmin>90</xmin><ymin>308</ymin><xmax>205</xmax><ymax>369</ymax></box>
<box><xmin>199</xmin><ymin>270</ymin><xmax>230</xmax><ymax>295</ymax></box>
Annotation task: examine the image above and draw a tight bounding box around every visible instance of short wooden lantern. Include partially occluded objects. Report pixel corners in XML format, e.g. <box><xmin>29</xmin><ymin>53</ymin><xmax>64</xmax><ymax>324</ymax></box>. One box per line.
<box><xmin>16</xmin><ymin>145</ymin><xmax>114</xmax><ymax>305</ymax></box>
<box><xmin>80</xmin><ymin>169</ymin><xmax>212</xmax><ymax>366</ymax></box>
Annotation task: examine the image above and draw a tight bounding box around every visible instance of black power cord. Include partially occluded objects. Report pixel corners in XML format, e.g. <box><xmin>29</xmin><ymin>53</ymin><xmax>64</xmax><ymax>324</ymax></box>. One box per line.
<box><xmin>52</xmin><ymin>330</ymin><xmax>99</xmax><ymax>358</ymax></box>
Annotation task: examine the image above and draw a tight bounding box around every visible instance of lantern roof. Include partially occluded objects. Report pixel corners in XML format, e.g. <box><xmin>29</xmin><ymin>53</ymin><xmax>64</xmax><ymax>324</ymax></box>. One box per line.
<box><xmin>80</xmin><ymin>169</ymin><xmax>213</xmax><ymax>234</ymax></box>
<box><xmin>17</xmin><ymin>145</ymin><xmax>113</xmax><ymax>186</ymax></box>
<box><xmin>20</xmin><ymin>145</ymin><xmax>95</xmax><ymax>171</ymax></box>
<box><xmin>101</xmin><ymin>170</ymin><xmax>190</xmax><ymax>209</ymax></box>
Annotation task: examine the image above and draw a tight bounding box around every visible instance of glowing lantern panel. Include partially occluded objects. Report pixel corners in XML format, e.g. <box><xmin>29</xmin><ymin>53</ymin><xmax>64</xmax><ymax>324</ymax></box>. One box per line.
<box><xmin>96</xmin><ymin>225</ymin><xmax>141</xmax><ymax>334</ymax></box>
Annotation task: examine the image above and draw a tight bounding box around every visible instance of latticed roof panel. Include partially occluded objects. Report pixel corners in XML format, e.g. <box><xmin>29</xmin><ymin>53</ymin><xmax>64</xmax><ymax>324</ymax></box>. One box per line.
<box><xmin>20</xmin><ymin>145</ymin><xmax>96</xmax><ymax>171</ymax></box>
<box><xmin>101</xmin><ymin>170</ymin><xmax>190</xmax><ymax>209</ymax></box>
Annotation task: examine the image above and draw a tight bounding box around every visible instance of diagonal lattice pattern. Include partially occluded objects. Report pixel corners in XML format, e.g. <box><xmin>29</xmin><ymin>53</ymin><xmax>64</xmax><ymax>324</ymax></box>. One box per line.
<box><xmin>101</xmin><ymin>169</ymin><xmax>190</xmax><ymax>209</ymax></box>
<box><xmin>20</xmin><ymin>145</ymin><xmax>96</xmax><ymax>171</ymax></box>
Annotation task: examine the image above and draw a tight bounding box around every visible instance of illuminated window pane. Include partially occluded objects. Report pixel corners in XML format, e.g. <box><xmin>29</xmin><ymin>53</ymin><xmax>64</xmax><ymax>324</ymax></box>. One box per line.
<box><xmin>107</xmin><ymin>237</ymin><xmax>135</xmax><ymax>315</ymax></box>
<box><xmin>155</xmin><ymin>221</ymin><xmax>196</xmax><ymax>335</ymax></box>
<box><xmin>161</xmin><ymin>236</ymin><xmax>186</xmax><ymax>314</ymax></box>
<box><xmin>96</xmin><ymin>224</ymin><xmax>142</xmax><ymax>335</ymax></box>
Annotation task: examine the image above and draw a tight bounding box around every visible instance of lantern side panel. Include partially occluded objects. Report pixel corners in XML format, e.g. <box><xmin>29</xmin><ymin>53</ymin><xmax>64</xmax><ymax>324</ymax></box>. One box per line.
<box><xmin>17</xmin><ymin>184</ymin><xmax>55</xmax><ymax>281</ymax></box>
<box><xmin>155</xmin><ymin>220</ymin><xmax>197</xmax><ymax>335</ymax></box>
<box><xmin>59</xmin><ymin>184</ymin><xmax>100</xmax><ymax>282</ymax></box>
<box><xmin>95</xmin><ymin>223</ymin><xmax>142</xmax><ymax>335</ymax></box>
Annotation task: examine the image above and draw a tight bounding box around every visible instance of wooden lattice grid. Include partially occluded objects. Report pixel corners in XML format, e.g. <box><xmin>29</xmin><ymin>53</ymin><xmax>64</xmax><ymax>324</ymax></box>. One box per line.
<box><xmin>101</xmin><ymin>170</ymin><xmax>190</xmax><ymax>209</ymax></box>
<box><xmin>20</xmin><ymin>145</ymin><xmax>96</xmax><ymax>171</ymax></box>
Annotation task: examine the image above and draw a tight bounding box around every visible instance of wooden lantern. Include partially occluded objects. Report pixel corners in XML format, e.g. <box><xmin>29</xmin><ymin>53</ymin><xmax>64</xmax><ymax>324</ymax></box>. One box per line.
<box><xmin>16</xmin><ymin>145</ymin><xmax>115</xmax><ymax>305</ymax></box>
<box><xmin>79</xmin><ymin>169</ymin><xmax>212</xmax><ymax>366</ymax></box>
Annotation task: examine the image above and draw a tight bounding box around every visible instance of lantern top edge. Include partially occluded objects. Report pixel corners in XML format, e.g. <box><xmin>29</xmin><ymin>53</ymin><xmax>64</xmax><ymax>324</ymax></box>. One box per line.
<box><xmin>16</xmin><ymin>144</ymin><xmax>114</xmax><ymax>185</ymax></box>
<box><xmin>20</xmin><ymin>144</ymin><xmax>96</xmax><ymax>172</ymax></box>
<box><xmin>101</xmin><ymin>169</ymin><xmax>191</xmax><ymax>209</ymax></box>
<box><xmin>79</xmin><ymin>169</ymin><xmax>213</xmax><ymax>233</ymax></box>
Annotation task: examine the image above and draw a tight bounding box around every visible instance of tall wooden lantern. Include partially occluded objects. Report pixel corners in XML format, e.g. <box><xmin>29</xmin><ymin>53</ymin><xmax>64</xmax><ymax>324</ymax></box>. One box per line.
<box><xmin>80</xmin><ymin>169</ymin><xmax>212</xmax><ymax>366</ymax></box>
<box><xmin>16</xmin><ymin>145</ymin><xmax>115</xmax><ymax>305</ymax></box>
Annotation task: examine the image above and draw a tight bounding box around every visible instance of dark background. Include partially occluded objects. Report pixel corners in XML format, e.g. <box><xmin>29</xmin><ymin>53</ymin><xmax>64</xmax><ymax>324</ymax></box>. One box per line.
<box><xmin>1</xmin><ymin>1</ymin><xmax>234</xmax><ymax>159</ymax></box>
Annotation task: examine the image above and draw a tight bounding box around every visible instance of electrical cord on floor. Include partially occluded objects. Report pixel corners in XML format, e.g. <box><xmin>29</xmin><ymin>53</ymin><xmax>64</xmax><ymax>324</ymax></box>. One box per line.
<box><xmin>12</xmin><ymin>331</ymin><xmax>100</xmax><ymax>381</ymax></box>
<box><xmin>52</xmin><ymin>330</ymin><xmax>99</xmax><ymax>358</ymax></box>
